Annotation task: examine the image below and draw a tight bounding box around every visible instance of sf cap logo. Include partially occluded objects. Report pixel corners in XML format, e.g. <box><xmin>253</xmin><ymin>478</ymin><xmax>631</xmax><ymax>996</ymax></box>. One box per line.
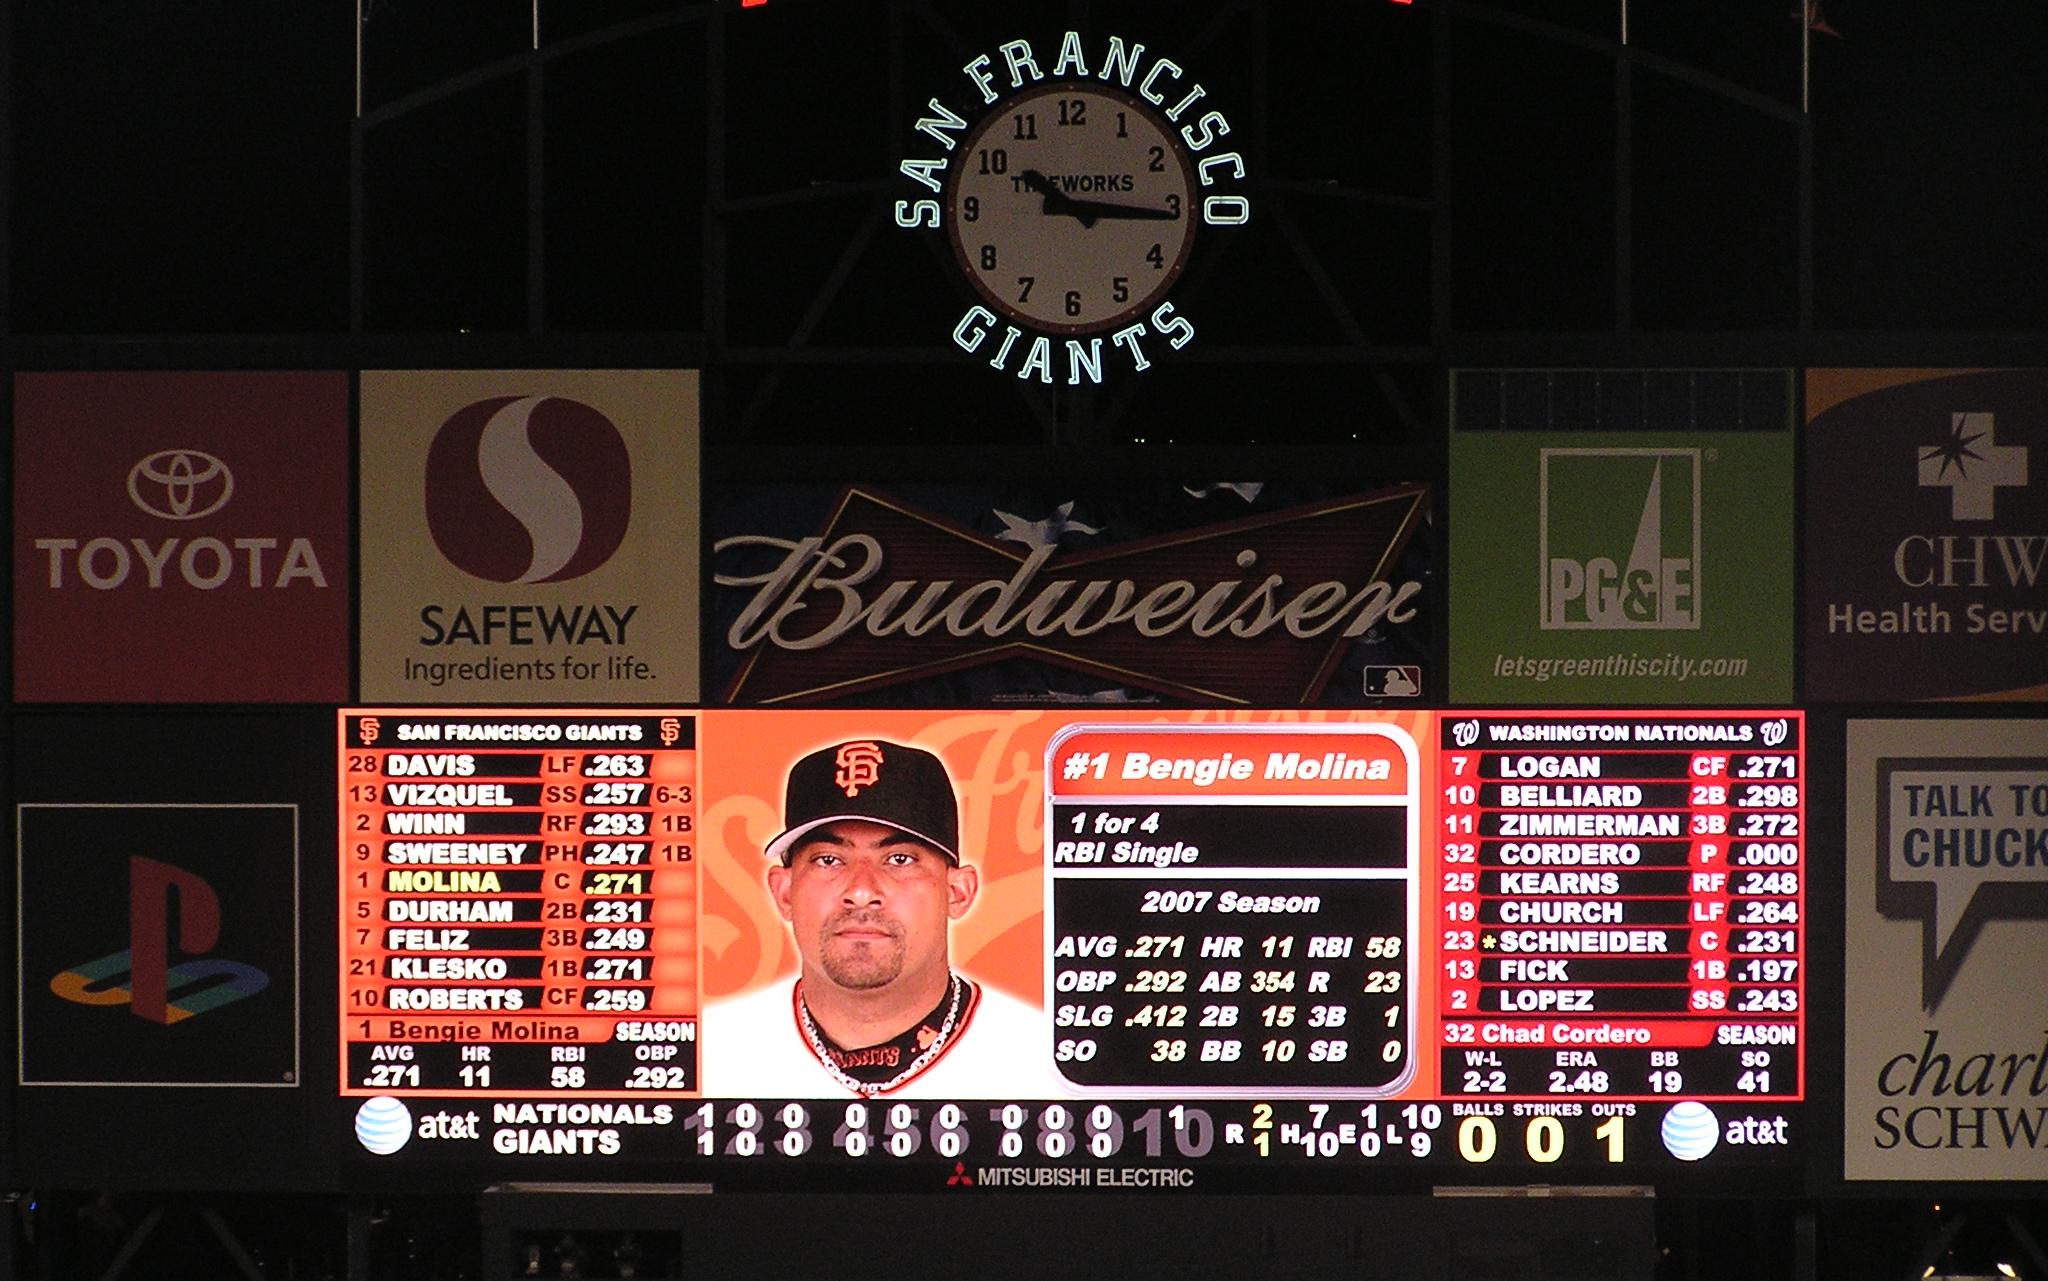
<box><xmin>835</xmin><ymin>741</ymin><xmax>885</xmax><ymax>798</ymax></box>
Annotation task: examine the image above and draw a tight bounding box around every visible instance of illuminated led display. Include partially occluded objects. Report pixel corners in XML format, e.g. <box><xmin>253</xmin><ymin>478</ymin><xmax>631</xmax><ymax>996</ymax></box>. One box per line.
<box><xmin>340</xmin><ymin>709</ymin><xmax>1804</xmax><ymax>1182</ymax></box>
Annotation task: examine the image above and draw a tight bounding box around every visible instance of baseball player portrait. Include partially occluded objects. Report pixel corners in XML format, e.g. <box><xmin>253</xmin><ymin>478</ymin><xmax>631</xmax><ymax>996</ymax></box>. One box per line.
<box><xmin>698</xmin><ymin>738</ymin><xmax>1052</xmax><ymax>1098</ymax></box>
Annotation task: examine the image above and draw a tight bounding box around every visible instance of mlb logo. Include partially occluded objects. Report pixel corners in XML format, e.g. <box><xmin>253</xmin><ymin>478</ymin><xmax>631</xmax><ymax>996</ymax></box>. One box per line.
<box><xmin>1364</xmin><ymin>665</ymin><xmax>1421</xmax><ymax>697</ymax></box>
<box><xmin>1538</xmin><ymin>448</ymin><xmax>1702</xmax><ymax>630</ymax></box>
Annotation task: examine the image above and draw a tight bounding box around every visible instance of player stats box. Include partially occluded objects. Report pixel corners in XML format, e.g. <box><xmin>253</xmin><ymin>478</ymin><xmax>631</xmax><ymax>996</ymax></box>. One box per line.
<box><xmin>341</xmin><ymin>711</ymin><xmax>699</xmax><ymax>1099</ymax></box>
<box><xmin>339</xmin><ymin>709</ymin><xmax>1805</xmax><ymax>1185</ymax></box>
<box><xmin>1043</xmin><ymin>723</ymin><xmax>1420</xmax><ymax>1097</ymax></box>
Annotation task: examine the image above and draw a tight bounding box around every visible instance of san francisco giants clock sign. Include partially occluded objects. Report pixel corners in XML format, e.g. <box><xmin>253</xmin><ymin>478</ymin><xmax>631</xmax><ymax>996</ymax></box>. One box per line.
<box><xmin>897</xmin><ymin>32</ymin><xmax>1249</xmax><ymax>385</ymax></box>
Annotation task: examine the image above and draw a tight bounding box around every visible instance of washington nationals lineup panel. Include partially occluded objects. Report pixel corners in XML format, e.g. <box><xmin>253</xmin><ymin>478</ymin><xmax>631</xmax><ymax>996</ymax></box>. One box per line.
<box><xmin>340</xmin><ymin>708</ymin><xmax>1805</xmax><ymax>1189</ymax></box>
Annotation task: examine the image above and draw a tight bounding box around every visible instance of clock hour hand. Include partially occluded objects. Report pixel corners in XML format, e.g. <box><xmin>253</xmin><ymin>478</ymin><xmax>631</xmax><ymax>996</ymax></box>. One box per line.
<box><xmin>1020</xmin><ymin>169</ymin><xmax>1178</xmax><ymax>228</ymax></box>
<box><xmin>1019</xmin><ymin>168</ymin><xmax>1083</xmax><ymax>220</ymax></box>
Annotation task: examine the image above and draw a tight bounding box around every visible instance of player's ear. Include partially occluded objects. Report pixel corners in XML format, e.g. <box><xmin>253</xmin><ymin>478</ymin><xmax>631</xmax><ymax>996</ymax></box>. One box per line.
<box><xmin>946</xmin><ymin>863</ymin><xmax>979</xmax><ymax>919</ymax></box>
<box><xmin>766</xmin><ymin>863</ymin><xmax>795</xmax><ymax>921</ymax></box>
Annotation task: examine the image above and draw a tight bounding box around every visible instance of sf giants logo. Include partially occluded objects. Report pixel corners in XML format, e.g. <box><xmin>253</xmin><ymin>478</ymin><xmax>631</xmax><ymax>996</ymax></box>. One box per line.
<box><xmin>51</xmin><ymin>857</ymin><xmax>269</xmax><ymax>1023</ymax></box>
<box><xmin>834</xmin><ymin>742</ymin><xmax>886</xmax><ymax>798</ymax></box>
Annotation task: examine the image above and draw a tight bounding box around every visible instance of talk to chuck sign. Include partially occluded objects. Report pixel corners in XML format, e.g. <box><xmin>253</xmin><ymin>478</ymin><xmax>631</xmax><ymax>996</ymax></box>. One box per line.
<box><xmin>1845</xmin><ymin>720</ymin><xmax>2048</xmax><ymax>1180</ymax></box>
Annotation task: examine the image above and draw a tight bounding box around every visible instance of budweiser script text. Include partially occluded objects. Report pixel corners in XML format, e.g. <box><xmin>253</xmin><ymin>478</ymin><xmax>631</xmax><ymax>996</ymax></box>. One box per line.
<box><xmin>715</xmin><ymin>536</ymin><xmax>1424</xmax><ymax>650</ymax></box>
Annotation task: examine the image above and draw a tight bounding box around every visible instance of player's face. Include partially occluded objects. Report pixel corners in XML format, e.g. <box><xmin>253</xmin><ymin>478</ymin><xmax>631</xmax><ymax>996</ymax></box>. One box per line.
<box><xmin>768</xmin><ymin>820</ymin><xmax>978</xmax><ymax>994</ymax></box>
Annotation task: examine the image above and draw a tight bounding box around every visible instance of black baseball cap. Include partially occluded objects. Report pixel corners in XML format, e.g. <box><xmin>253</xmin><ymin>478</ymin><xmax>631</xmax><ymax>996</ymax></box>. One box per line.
<box><xmin>764</xmin><ymin>739</ymin><xmax>962</xmax><ymax>866</ymax></box>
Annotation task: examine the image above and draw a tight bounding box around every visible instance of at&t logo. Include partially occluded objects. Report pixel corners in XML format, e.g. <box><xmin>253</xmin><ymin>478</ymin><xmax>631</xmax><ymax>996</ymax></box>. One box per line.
<box><xmin>1659</xmin><ymin>1101</ymin><xmax>1720</xmax><ymax>1161</ymax></box>
<box><xmin>424</xmin><ymin>396</ymin><xmax>632</xmax><ymax>584</ymax></box>
<box><xmin>51</xmin><ymin>856</ymin><xmax>269</xmax><ymax>1024</ymax></box>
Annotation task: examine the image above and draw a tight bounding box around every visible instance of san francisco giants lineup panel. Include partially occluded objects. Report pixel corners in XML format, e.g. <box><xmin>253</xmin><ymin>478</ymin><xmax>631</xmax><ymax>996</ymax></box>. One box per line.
<box><xmin>340</xmin><ymin>709</ymin><xmax>1805</xmax><ymax>1188</ymax></box>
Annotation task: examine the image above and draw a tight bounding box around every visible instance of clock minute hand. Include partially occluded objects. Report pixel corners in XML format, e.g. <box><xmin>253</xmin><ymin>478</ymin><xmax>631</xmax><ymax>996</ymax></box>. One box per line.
<box><xmin>1019</xmin><ymin>169</ymin><xmax>1176</xmax><ymax>228</ymax></box>
<box><xmin>1065</xmin><ymin>197</ymin><xmax>1178</xmax><ymax>223</ymax></box>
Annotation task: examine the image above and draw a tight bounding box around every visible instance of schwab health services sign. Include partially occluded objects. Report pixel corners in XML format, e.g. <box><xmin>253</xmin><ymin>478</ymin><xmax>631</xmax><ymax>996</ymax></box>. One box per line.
<box><xmin>12</xmin><ymin>372</ymin><xmax>350</xmax><ymax>701</ymax></box>
<box><xmin>358</xmin><ymin>370</ymin><xmax>700</xmax><ymax>703</ymax></box>
<box><xmin>1805</xmin><ymin>369</ymin><xmax>2046</xmax><ymax>701</ymax></box>
<box><xmin>1448</xmin><ymin>372</ymin><xmax>1794</xmax><ymax>704</ymax></box>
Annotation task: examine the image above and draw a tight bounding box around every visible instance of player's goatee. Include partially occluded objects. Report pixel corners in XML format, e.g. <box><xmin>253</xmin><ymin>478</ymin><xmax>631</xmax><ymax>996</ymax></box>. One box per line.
<box><xmin>817</xmin><ymin>910</ymin><xmax>906</xmax><ymax>990</ymax></box>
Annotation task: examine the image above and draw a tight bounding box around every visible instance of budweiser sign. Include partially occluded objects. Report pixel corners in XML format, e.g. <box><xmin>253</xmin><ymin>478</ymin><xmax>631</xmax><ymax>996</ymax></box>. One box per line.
<box><xmin>713</xmin><ymin>484</ymin><xmax>1430</xmax><ymax>705</ymax></box>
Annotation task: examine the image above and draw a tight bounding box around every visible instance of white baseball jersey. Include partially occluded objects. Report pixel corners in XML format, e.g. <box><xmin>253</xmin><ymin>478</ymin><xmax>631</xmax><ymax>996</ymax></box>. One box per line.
<box><xmin>697</xmin><ymin>975</ymin><xmax>1064</xmax><ymax>1099</ymax></box>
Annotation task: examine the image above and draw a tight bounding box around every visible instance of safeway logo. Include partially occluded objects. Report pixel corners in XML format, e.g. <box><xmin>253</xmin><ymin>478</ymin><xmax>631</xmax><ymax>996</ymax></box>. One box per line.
<box><xmin>424</xmin><ymin>396</ymin><xmax>632</xmax><ymax>584</ymax></box>
<box><xmin>126</xmin><ymin>449</ymin><xmax>234</xmax><ymax>520</ymax></box>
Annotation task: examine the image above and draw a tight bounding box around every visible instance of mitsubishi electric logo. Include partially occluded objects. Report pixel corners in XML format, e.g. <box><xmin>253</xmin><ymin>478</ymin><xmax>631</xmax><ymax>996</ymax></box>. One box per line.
<box><xmin>1918</xmin><ymin>412</ymin><xmax>2029</xmax><ymax>521</ymax></box>
<box><xmin>1539</xmin><ymin>449</ymin><xmax>1701</xmax><ymax>631</ymax></box>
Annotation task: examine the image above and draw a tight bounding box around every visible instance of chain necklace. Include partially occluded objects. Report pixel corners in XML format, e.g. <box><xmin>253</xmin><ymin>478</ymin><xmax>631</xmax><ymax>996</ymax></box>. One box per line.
<box><xmin>795</xmin><ymin>973</ymin><xmax>968</xmax><ymax>1097</ymax></box>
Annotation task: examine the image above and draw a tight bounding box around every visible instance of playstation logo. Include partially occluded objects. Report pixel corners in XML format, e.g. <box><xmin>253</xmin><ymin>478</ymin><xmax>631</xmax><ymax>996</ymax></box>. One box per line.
<box><xmin>50</xmin><ymin>856</ymin><xmax>269</xmax><ymax>1024</ymax></box>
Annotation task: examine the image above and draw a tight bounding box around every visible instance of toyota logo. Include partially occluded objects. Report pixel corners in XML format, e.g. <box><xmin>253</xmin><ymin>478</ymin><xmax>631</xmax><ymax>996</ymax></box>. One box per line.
<box><xmin>127</xmin><ymin>449</ymin><xmax>234</xmax><ymax>521</ymax></box>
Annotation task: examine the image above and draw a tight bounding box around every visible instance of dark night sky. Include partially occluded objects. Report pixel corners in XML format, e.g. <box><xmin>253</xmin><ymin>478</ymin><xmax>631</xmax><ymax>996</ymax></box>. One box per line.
<box><xmin>5</xmin><ymin>0</ymin><xmax>2045</xmax><ymax>340</ymax></box>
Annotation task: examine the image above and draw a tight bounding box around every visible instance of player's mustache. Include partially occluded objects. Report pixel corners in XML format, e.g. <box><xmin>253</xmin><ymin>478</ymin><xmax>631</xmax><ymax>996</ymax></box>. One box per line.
<box><xmin>826</xmin><ymin>909</ymin><xmax>903</xmax><ymax>937</ymax></box>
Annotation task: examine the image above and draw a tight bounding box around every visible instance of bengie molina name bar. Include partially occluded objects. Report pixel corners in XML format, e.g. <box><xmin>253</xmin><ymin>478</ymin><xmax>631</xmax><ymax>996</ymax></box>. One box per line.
<box><xmin>1105</xmin><ymin>749</ymin><xmax>1393</xmax><ymax>788</ymax></box>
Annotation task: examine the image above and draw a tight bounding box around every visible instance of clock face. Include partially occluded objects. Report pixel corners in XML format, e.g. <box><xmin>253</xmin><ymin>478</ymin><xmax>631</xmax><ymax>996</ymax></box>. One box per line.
<box><xmin>945</xmin><ymin>83</ymin><xmax>1199</xmax><ymax>336</ymax></box>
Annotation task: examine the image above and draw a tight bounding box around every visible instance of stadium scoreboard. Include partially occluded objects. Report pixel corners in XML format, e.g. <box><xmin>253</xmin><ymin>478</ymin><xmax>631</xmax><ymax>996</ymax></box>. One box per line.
<box><xmin>341</xmin><ymin>709</ymin><xmax>1805</xmax><ymax>1184</ymax></box>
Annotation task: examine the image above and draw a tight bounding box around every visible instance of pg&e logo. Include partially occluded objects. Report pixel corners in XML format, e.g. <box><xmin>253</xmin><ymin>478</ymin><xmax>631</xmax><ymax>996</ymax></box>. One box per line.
<box><xmin>51</xmin><ymin>856</ymin><xmax>270</xmax><ymax>1024</ymax></box>
<box><xmin>1539</xmin><ymin>448</ymin><xmax>1701</xmax><ymax>631</ymax></box>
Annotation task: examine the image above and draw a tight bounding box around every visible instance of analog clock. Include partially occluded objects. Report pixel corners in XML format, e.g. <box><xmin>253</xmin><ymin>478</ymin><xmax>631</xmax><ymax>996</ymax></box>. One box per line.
<box><xmin>945</xmin><ymin>83</ymin><xmax>1198</xmax><ymax>336</ymax></box>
